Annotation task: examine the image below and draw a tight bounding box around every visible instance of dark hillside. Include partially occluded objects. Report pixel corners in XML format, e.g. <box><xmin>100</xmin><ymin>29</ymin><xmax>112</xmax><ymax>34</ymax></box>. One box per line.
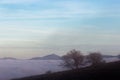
<box><xmin>13</xmin><ymin>61</ymin><xmax>120</xmax><ymax>80</ymax></box>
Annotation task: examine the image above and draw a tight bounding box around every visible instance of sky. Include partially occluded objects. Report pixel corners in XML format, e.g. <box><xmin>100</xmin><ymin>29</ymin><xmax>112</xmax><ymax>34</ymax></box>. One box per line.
<box><xmin>0</xmin><ymin>0</ymin><xmax>120</xmax><ymax>59</ymax></box>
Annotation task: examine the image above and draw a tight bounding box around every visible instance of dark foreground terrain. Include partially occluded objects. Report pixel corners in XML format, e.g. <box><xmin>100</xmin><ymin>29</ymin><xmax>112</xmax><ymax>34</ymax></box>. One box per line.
<box><xmin>13</xmin><ymin>61</ymin><xmax>120</xmax><ymax>80</ymax></box>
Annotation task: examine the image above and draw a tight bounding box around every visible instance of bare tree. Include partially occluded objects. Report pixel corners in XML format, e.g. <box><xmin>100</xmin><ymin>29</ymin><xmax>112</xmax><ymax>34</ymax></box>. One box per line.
<box><xmin>87</xmin><ymin>52</ymin><xmax>105</xmax><ymax>66</ymax></box>
<box><xmin>61</xmin><ymin>49</ymin><xmax>84</xmax><ymax>69</ymax></box>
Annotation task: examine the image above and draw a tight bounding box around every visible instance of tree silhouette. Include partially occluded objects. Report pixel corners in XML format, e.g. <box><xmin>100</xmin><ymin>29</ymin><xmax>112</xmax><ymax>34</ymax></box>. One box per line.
<box><xmin>87</xmin><ymin>52</ymin><xmax>105</xmax><ymax>66</ymax></box>
<box><xmin>62</xmin><ymin>49</ymin><xmax>84</xmax><ymax>69</ymax></box>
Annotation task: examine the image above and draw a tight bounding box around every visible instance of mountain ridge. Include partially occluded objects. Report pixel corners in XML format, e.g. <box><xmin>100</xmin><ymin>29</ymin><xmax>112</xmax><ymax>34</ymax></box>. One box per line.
<box><xmin>30</xmin><ymin>54</ymin><xmax>62</xmax><ymax>60</ymax></box>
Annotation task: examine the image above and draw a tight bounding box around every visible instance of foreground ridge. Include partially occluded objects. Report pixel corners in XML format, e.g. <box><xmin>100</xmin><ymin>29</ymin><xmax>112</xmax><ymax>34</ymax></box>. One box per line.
<box><xmin>12</xmin><ymin>61</ymin><xmax>120</xmax><ymax>80</ymax></box>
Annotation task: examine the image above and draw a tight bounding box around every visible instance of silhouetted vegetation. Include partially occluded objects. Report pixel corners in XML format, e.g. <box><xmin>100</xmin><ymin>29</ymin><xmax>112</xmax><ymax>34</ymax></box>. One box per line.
<box><xmin>61</xmin><ymin>50</ymin><xmax>105</xmax><ymax>69</ymax></box>
<box><xmin>61</xmin><ymin>49</ymin><xmax>84</xmax><ymax>69</ymax></box>
<box><xmin>87</xmin><ymin>52</ymin><xmax>105</xmax><ymax>66</ymax></box>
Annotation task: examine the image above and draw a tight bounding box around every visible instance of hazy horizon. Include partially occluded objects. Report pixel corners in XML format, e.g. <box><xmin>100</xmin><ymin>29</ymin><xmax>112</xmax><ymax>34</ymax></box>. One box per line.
<box><xmin>0</xmin><ymin>0</ymin><xmax>120</xmax><ymax>58</ymax></box>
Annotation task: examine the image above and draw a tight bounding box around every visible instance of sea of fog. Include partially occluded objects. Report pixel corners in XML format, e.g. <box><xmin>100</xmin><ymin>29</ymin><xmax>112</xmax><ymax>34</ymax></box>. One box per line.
<box><xmin>0</xmin><ymin>58</ymin><xmax>119</xmax><ymax>80</ymax></box>
<box><xmin>0</xmin><ymin>60</ymin><xmax>65</xmax><ymax>80</ymax></box>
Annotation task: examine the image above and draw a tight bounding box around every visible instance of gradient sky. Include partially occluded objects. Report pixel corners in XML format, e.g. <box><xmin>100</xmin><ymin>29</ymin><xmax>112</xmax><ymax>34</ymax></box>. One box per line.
<box><xmin>0</xmin><ymin>0</ymin><xmax>120</xmax><ymax>59</ymax></box>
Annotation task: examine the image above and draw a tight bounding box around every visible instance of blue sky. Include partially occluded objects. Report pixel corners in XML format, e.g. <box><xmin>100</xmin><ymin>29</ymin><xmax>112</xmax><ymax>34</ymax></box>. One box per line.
<box><xmin>0</xmin><ymin>0</ymin><xmax>120</xmax><ymax>58</ymax></box>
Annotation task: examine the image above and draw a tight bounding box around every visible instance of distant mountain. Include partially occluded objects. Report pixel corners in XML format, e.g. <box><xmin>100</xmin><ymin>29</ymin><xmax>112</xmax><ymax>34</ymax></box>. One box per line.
<box><xmin>103</xmin><ymin>55</ymin><xmax>117</xmax><ymax>58</ymax></box>
<box><xmin>30</xmin><ymin>57</ymin><xmax>42</xmax><ymax>60</ymax></box>
<box><xmin>0</xmin><ymin>57</ymin><xmax>17</xmax><ymax>60</ymax></box>
<box><xmin>30</xmin><ymin>54</ymin><xmax>62</xmax><ymax>60</ymax></box>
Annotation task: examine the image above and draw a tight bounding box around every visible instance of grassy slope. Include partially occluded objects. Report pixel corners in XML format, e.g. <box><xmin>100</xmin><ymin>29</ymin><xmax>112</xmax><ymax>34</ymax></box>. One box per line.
<box><xmin>13</xmin><ymin>61</ymin><xmax>120</xmax><ymax>80</ymax></box>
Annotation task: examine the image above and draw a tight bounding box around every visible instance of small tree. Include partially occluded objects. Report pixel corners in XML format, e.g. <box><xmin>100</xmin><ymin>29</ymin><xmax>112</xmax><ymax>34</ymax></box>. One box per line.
<box><xmin>62</xmin><ymin>49</ymin><xmax>84</xmax><ymax>69</ymax></box>
<box><xmin>87</xmin><ymin>52</ymin><xmax>105</xmax><ymax>66</ymax></box>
